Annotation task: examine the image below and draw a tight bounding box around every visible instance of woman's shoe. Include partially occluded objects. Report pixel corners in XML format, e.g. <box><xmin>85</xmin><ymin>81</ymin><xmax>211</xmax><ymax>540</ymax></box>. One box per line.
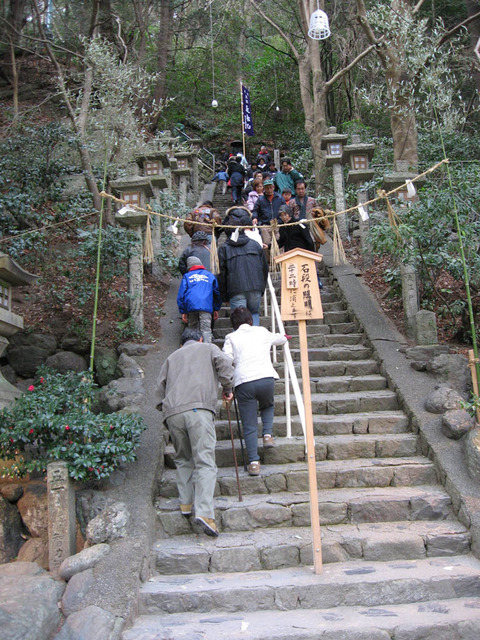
<box><xmin>263</xmin><ymin>434</ymin><xmax>275</xmax><ymax>448</ymax></box>
<box><xmin>247</xmin><ymin>461</ymin><xmax>261</xmax><ymax>476</ymax></box>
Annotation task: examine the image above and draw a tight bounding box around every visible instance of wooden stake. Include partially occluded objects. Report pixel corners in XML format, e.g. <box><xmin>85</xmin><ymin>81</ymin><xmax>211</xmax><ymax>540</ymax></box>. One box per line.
<box><xmin>298</xmin><ymin>319</ymin><xmax>323</xmax><ymax>574</ymax></box>
<box><xmin>469</xmin><ymin>350</ymin><xmax>480</xmax><ymax>424</ymax></box>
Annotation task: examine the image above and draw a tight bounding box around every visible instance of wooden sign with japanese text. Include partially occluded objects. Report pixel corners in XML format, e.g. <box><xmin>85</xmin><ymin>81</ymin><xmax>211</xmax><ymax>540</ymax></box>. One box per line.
<box><xmin>275</xmin><ymin>249</ymin><xmax>324</xmax><ymax>322</ymax></box>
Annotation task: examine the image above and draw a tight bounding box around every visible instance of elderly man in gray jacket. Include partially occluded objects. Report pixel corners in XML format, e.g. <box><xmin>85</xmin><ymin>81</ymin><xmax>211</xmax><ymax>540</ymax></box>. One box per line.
<box><xmin>156</xmin><ymin>328</ymin><xmax>233</xmax><ymax>537</ymax></box>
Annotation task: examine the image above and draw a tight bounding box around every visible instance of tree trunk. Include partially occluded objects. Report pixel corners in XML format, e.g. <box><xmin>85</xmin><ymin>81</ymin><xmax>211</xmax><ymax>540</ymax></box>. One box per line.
<box><xmin>465</xmin><ymin>0</ymin><xmax>480</xmax><ymax>95</ymax></box>
<box><xmin>150</xmin><ymin>0</ymin><xmax>173</xmax><ymax>131</ymax></box>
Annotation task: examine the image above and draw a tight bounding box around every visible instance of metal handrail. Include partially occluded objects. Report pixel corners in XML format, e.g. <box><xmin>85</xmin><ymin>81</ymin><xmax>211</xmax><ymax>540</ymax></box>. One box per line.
<box><xmin>172</xmin><ymin>127</ymin><xmax>215</xmax><ymax>171</ymax></box>
<box><xmin>265</xmin><ymin>273</ymin><xmax>306</xmax><ymax>442</ymax></box>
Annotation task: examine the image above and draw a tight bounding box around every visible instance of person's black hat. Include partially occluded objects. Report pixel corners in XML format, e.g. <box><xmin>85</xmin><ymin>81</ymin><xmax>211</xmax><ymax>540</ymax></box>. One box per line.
<box><xmin>191</xmin><ymin>231</ymin><xmax>210</xmax><ymax>242</ymax></box>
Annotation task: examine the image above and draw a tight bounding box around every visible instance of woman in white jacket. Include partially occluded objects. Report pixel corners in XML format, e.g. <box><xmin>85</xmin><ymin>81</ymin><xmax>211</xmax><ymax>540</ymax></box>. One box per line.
<box><xmin>223</xmin><ymin>306</ymin><xmax>287</xmax><ymax>476</ymax></box>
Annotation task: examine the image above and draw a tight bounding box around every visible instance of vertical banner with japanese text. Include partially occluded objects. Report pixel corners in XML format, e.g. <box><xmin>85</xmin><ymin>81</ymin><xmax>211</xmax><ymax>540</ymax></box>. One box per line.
<box><xmin>241</xmin><ymin>84</ymin><xmax>254</xmax><ymax>137</ymax></box>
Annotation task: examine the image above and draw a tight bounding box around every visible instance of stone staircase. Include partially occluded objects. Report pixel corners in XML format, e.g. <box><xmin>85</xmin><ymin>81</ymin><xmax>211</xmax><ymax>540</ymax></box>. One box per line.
<box><xmin>122</xmin><ymin>268</ymin><xmax>480</xmax><ymax>639</ymax></box>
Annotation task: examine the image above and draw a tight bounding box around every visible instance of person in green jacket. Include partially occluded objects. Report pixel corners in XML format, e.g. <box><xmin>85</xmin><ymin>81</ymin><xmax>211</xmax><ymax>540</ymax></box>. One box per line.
<box><xmin>273</xmin><ymin>157</ymin><xmax>303</xmax><ymax>195</ymax></box>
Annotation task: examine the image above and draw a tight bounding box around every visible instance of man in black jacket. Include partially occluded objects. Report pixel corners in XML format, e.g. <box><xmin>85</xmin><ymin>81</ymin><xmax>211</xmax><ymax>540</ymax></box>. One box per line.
<box><xmin>217</xmin><ymin>211</ymin><xmax>268</xmax><ymax>326</ymax></box>
<box><xmin>252</xmin><ymin>179</ymin><xmax>285</xmax><ymax>253</ymax></box>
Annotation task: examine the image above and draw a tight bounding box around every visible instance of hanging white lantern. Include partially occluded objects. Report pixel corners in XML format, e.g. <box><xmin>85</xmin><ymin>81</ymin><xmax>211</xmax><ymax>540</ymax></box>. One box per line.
<box><xmin>308</xmin><ymin>9</ymin><xmax>331</xmax><ymax>40</ymax></box>
<box><xmin>211</xmin><ymin>99</ymin><xmax>218</xmax><ymax>108</ymax></box>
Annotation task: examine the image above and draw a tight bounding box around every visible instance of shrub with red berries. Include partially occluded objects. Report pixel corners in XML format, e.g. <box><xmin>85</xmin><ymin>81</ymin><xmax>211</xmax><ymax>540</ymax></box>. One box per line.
<box><xmin>0</xmin><ymin>367</ymin><xmax>146</xmax><ymax>481</ymax></box>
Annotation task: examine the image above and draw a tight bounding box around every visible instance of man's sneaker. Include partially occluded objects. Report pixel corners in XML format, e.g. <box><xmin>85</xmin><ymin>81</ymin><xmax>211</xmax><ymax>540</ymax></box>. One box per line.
<box><xmin>180</xmin><ymin>504</ymin><xmax>192</xmax><ymax>516</ymax></box>
<box><xmin>247</xmin><ymin>461</ymin><xmax>261</xmax><ymax>476</ymax></box>
<box><xmin>194</xmin><ymin>516</ymin><xmax>219</xmax><ymax>537</ymax></box>
<box><xmin>263</xmin><ymin>434</ymin><xmax>275</xmax><ymax>448</ymax></box>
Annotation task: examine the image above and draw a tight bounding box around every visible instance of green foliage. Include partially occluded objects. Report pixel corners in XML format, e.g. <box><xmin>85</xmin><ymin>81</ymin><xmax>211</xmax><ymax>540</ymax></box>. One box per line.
<box><xmin>368</xmin><ymin>162</ymin><xmax>480</xmax><ymax>334</ymax></box>
<box><xmin>0</xmin><ymin>368</ymin><xmax>147</xmax><ymax>481</ymax></box>
<box><xmin>0</xmin><ymin>123</ymin><xmax>70</xmax><ymax>238</ymax></box>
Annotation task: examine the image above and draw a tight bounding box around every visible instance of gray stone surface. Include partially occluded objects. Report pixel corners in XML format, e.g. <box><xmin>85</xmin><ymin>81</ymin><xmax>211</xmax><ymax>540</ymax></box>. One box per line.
<box><xmin>0</xmin><ymin>483</ymin><xmax>24</xmax><ymax>502</ymax></box>
<box><xmin>0</xmin><ymin>562</ymin><xmax>65</xmax><ymax>640</ymax></box>
<box><xmin>115</xmin><ymin>353</ymin><xmax>145</xmax><ymax>379</ymax></box>
<box><xmin>442</xmin><ymin>409</ymin><xmax>475</xmax><ymax>440</ymax></box>
<box><xmin>86</xmin><ymin>502</ymin><xmax>130</xmax><ymax>544</ymax></box>
<box><xmin>45</xmin><ymin>350</ymin><xmax>88</xmax><ymax>374</ymax></box>
<box><xmin>97</xmin><ymin>377</ymin><xmax>146</xmax><ymax>413</ymax></box>
<box><xmin>94</xmin><ymin>346</ymin><xmax>119</xmax><ymax>386</ymax></box>
<box><xmin>59</xmin><ymin>543</ymin><xmax>111</xmax><ymax>581</ymax></box>
<box><xmin>118</xmin><ymin>343</ymin><xmax>153</xmax><ymax>357</ymax></box>
<box><xmin>54</xmin><ymin>605</ymin><xmax>123</xmax><ymax>640</ymax></box>
<box><xmin>414</xmin><ymin>309</ymin><xmax>438</xmax><ymax>345</ymax></box>
<box><xmin>17</xmin><ymin>536</ymin><xmax>49</xmax><ymax>569</ymax></box>
<box><xmin>17</xmin><ymin>482</ymin><xmax>48</xmax><ymax>538</ymax></box>
<box><xmin>424</xmin><ymin>385</ymin><xmax>464</xmax><ymax>414</ymax></box>
<box><xmin>0</xmin><ymin>495</ymin><xmax>24</xmax><ymax>563</ymax></box>
<box><xmin>464</xmin><ymin>427</ymin><xmax>480</xmax><ymax>485</ymax></box>
<box><xmin>427</xmin><ymin>353</ymin><xmax>471</xmax><ymax>396</ymax></box>
<box><xmin>61</xmin><ymin>568</ymin><xmax>95</xmax><ymax>616</ymax></box>
<box><xmin>7</xmin><ymin>332</ymin><xmax>58</xmax><ymax>377</ymax></box>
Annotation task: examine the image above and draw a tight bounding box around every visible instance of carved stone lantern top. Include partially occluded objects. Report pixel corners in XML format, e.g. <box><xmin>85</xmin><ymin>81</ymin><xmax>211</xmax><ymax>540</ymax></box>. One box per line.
<box><xmin>110</xmin><ymin>176</ymin><xmax>154</xmax><ymax>212</ymax></box>
<box><xmin>135</xmin><ymin>153</ymin><xmax>170</xmax><ymax>189</ymax></box>
<box><xmin>320</xmin><ymin>127</ymin><xmax>349</xmax><ymax>167</ymax></box>
<box><xmin>343</xmin><ymin>136</ymin><xmax>376</xmax><ymax>184</ymax></box>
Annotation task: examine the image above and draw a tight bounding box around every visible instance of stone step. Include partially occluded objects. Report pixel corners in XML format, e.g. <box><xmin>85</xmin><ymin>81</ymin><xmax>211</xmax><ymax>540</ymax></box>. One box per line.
<box><xmin>284</xmin><ymin>344</ymin><xmax>373</xmax><ymax>362</ymax></box>
<box><xmin>158</xmin><ymin>456</ymin><xmax>437</xmax><ymax>499</ymax></box>
<box><xmin>215</xmin><ymin>331</ymin><xmax>365</xmax><ymax>349</ymax></box>
<box><xmin>151</xmin><ymin>520</ymin><xmax>471</xmax><ymax>575</ymax></box>
<box><xmin>165</xmin><ymin>432</ymin><xmax>417</xmax><ymax>470</ymax></box>
<box><xmin>214</xmin><ymin>410</ymin><xmax>410</xmax><ymax>440</ymax></box>
<box><xmin>217</xmin><ymin>389</ymin><xmax>399</xmax><ymax>419</ymax></box>
<box><xmin>275</xmin><ymin>373</ymin><xmax>387</xmax><ymax>394</ymax></box>
<box><xmin>135</xmin><ymin>555</ymin><xmax>480</xmax><ymax>616</ymax></box>
<box><xmin>155</xmin><ymin>485</ymin><xmax>454</xmax><ymax>537</ymax></box>
<box><xmin>291</xmin><ymin>359</ymin><xmax>380</xmax><ymax>378</ymax></box>
<box><xmin>123</xmin><ymin>595</ymin><xmax>480</xmax><ymax>639</ymax></box>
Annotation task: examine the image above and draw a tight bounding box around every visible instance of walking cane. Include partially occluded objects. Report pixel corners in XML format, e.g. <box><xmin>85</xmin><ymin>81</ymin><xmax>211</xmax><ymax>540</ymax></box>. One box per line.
<box><xmin>233</xmin><ymin>393</ymin><xmax>248</xmax><ymax>471</ymax></box>
<box><xmin>226</xmin><ymin>400</ymin><xmax>243</xmax><ymax>502</ymax></box>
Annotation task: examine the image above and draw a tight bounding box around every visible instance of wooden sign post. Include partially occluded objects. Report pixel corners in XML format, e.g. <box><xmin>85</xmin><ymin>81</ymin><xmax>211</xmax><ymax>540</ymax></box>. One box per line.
<box><xmin>275</xmin><ymin>248</ymin><xmax>324</xmax><ymax>574</ymax></box>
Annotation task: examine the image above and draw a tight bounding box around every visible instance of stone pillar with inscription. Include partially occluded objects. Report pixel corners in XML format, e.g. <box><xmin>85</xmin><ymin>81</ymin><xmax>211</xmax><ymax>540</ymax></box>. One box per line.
<box><xmin>47</xmin><ymin>461</ymin><xmax>76</xmax><ymax>572</ymax></box>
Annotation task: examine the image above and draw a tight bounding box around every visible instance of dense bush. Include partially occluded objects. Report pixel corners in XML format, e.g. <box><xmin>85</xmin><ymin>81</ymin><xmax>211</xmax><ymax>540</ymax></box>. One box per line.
<box><xmin>0</xmin><ymin>368</ymin><xmax>147</xmax><ymax>481</ymax></box>
<box><xmin>368</xmin><ymin>162</ymin><xmax>480</xmax><ymax>337</ymax></box>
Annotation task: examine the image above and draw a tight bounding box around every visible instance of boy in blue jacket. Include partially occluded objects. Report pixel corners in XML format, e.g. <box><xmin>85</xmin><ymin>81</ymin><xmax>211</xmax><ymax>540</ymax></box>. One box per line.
<box><xmin>177</xmin><ymin>256</ymin><xmax>222</xmax><ymax>343</ymax></box>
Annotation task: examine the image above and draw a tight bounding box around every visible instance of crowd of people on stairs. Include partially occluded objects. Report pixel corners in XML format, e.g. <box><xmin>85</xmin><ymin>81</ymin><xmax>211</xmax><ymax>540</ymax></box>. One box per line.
<box><xmin>156</xmin><ymin>144</ymin><xmax>330</xmax><ymax>538</ymax></box>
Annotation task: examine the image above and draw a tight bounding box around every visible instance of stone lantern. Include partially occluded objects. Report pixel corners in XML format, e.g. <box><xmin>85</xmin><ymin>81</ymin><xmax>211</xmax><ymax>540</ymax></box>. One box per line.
<box><xmin>172</xmin><ymin>151</ymin><xmax>195</xmax><ymax>205</ymax></box>
<box><xmin>320</xmin><ymin>127</ymin><xmax>348</xmax><ymax>240</ymax></box>
<box><xmin>136</xmin><ymin>154</ymin><xmax>170</xmax><ymax>275</ymax></box>
<box><xmin>0</xmin><ymin>253</ymin><xmax>37</xmax><ymax>408</ymax></box>
<box><xmin>343</xmin><ymin>135</ymin><xmax>376</xmax><ymax>267</ymax></box>
<box><xmin>111</xmin><ymin>178</ymin><xmax>154</xmax><ymax>333</ymax></box>
<box><xmin>382</xmin><ymin>162</ymin><xmax>427</xmax><ymax>340</ymax></box>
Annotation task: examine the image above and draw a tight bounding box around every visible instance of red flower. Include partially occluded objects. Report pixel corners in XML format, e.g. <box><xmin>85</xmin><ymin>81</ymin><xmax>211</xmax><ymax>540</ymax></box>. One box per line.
<box><xmin>69</xmin><ymin>441</ymin><xmax>73</xmax><ymax>445</ymax></box>
<box><xmin>28</xmin><ymin>385</ymin><xmax>35</xmax><ymax>392</ymax></box>
<box><xmin>110</xmin><ymin>425</ymin><xmax>114</xmax><ymax>430</ymax></box>
<box><xmin>29</xmin><ymin>429</ymin><xmax>34</xmax><ymax>434</ymax></box>
<box><xmin>40</xmin><ymin>377</ymin><xmax>44</xmax><ymax>384</ymax></box>
<box><xmin>65</xmin><ymin>425</ymin><xmax>70</xmax><ymax>431</ymax></box>
<box><xmin>9</xmin><ymin>438</ymin><xmax>14</xmax><ymax>443</ymax></box>
<box><xmin>88</xmin><ymin>467</ymin><xmax>94</xmax><ymax>471</ymax></box>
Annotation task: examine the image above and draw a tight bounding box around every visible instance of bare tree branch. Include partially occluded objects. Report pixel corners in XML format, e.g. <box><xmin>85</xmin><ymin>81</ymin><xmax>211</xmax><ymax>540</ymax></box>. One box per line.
<box><xmin>246</xmin><ymin>0</ymin><xmax>300</xmax><ymax>60</ymax></box>
<box><xmin>437</xmin><ymin>11</ymin><xmax>480</xmax><ymax>47</ymax></box>
<box><xmin>326</xmin><ymin>43</ymin><xmax>376</xmax><ymax>89</ymax></box>
<box><xmin>412</xmin><ymin>0</ymin><xmax>427</xmax><ymax>16</ymax></box>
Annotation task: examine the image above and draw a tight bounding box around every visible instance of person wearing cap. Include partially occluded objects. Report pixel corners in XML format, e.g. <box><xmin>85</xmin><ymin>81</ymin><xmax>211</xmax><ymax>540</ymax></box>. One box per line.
<box><xmin>177</xmin><ymin>256</ymin><xmax>222</xmax><ymax>343</ymax></box>
<box><xmin>178</xmin><ymin>231</ymin><xmax>212</xmax><ymax>275</ymax></box>
<box><xmin>251</xmin><ymin>179</ymin><xmax>285</xmax><ymax>252</ymax></box>
<box><xmin>273</xmin><ymin>157</ymin><xmax>303</xmax><ymax>195</ymax></box>
<box><xmin>217</xmin><ymin>209</ymin><xmax>268</xmax><ymax>326</ymax></box>
<box><xmin>156</xmin><ymin>327</ymin><xmax>234</xmax><ymax>537</ymax></box>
